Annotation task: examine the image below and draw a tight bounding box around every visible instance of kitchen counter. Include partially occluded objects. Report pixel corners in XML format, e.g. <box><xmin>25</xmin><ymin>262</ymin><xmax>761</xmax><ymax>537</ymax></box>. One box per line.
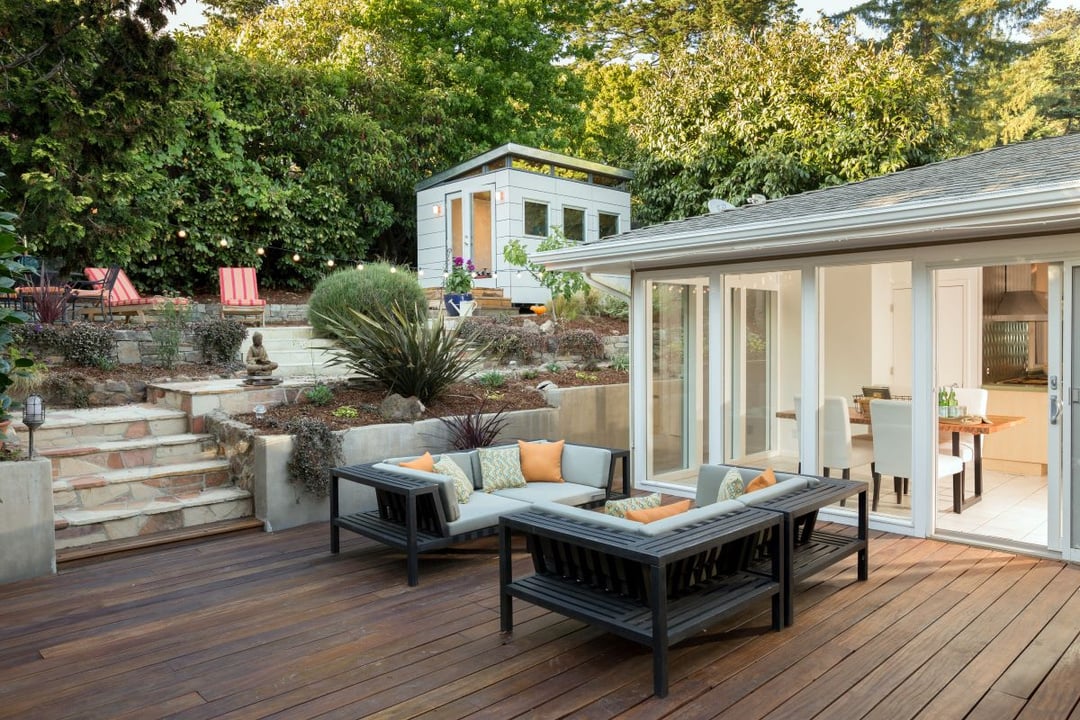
<box><xmin>983</xmin><ymin>386</ymin><xmax>1048</xmax><ymax>473</ymax></box>
<box><xmin>982</xmin><ymin>382</ymin><xmax>1048</xmax><ymax>392</ymax></box>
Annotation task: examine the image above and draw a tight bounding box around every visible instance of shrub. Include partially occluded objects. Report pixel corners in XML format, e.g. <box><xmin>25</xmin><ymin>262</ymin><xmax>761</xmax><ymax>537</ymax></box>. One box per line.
<box><xmin>438</xmin><ymin>399</ymin><xmax>511</xmax><ymax>449</ymax></box>
<box><xmin>458</xmin><ymin>317</ymin><xmax>544</xmax><ymax>363</ymax></box>
<box><xmin>332</xmin><ymin>405</ymin><xmax>358</xmax><ymax>418</ymax></box>
<box><xmin>149</xmin><ymin>299</ymin><xmax>191</xmax><ymax>369</ymax></box>
<box><xmin>60</xmin><ymin>322</ymin><xmax>117</xmax><ymax>368</ymax></box>
<box><xmin>285</xmin><ymin>417</ymin><xmax>343</xmax><ymax>498</ymax></box>
<box><xmin>40</xmin><ymin>371</ymin><xmax>92</xmax><ymax>408</ymax></box>
<box><xmin>476</xmin><ymin>370</ymin><xmax>506</xmax><ymax>388</ymax></box>
<box><xmin>610</xmin><ymin>354</ymin><xmax>630</xmax><ymax>372</ymax></box>
<box><xmin>308</xmin><ymin>263</ymin><xmax>426</xmax><ymax>338</ymax></box>
<box><xmin>305</xmin><ymin>383</ymin><xmax>333</xmax><ymax>406</ymax></box>
<box><xmin>553</xmin><ymin>292</ymin><xmax>584</xmax><ymax>321</ymax></box>
<box><xmin>599</xmin><ymin>294</ymin><xmax>629</xmax><ymax>320</ymax></box>
<box><xmin>316</xmin><ymin>303</ymin><xmax>486</xmax><ymax>404</ymax></box>
<box><xmin>193</xmin><ymin>317</ymin><xmax>247</xmax><ymax>364</ymax></box>
<box><xmin>558</xmin><ymin>329</ymin><xmax>605</xmax><ymax>364</ymax></box>
<box><xmin>11</xmin><ymin>323</ymin><xmax>63</xmax><ymax>356</ymax></box>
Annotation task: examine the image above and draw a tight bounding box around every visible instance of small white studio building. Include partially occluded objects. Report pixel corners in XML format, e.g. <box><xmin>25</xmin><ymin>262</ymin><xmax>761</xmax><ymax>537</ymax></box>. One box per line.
<box><xmin>415</xmin><ymin>143</ymin><xmax>632</xmax><ymax>307</ymax></box>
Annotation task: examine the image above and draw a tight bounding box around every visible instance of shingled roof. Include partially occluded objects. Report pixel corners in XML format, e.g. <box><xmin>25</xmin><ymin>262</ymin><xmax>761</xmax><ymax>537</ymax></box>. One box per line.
<box><xmin>539</xmin><ymin>134</ymin><xmax>1080</xmax><ymax>273</ymax></box>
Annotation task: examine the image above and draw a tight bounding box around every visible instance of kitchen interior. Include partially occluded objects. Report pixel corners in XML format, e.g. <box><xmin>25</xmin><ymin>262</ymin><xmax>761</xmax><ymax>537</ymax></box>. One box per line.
<box><xmin>937</xmin><ymin>262</ymin><xmax>1049</xmax><ymax>546</ymax></box>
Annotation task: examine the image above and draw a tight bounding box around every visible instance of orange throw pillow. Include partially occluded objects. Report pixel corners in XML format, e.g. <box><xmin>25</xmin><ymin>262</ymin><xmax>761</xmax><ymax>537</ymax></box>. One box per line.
<box><xmin>518</xmin><ymin>440</ymin><xmax>564</xmax><ymax>482</ymax></box>
<box><xmin>399</xmin><ymin>451</ymin><xmax>435</xmax><ymax>472</ymax></box>
<box><xmin>745</xmin><ymin>468</ymin><xmax>777</xmax><ymax>493</ymax></box>
<box><xmin>625</xmin><ymin>499</ymin><xmax>692</xmax><ymax>523</ymax></box>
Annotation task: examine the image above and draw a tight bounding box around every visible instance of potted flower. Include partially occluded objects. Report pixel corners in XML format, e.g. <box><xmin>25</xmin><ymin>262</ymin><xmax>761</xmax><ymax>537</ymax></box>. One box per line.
<box><xmin>443</xmin><ymin>256</ymin><xmax>475</xmax><ymax>317</ymax></box>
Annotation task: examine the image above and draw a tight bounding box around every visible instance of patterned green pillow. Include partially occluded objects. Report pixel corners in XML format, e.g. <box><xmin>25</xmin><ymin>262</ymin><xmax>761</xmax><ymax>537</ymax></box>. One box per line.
<box><xmin>434</xmin><ymin>456</ymin><xmax>473</xmax><ymax>504</ymax></box>
<box><xmin>479</xmin><ymin>446</ymin><xmax>527</xmax><ymax>492</ymax></box>
<box><xmin>604</xmin><ymin>493</ymin><xmax>662</xmax><ymax>518</ymax></box>
<box><xmin>716</xmin><ymin>467</ymin><xmax>745</xmax><ymax>502</ymax></box>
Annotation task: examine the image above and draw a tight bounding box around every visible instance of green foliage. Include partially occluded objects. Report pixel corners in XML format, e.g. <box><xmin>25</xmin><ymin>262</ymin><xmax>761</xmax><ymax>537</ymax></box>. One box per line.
<box><xmin>150</xmin><ymin>300</ymin><xmax>191</xmax><ymax>369</ymax></box>
<box><xmin>193</xmin><ymin>317</ymin><xmax>248</xmax><ymax>364</ymax></box>
<box><xmin>305</xmin><ymin>383</ymin><xmax>334</xmax><ymax>406</ymax></box>
<box><xmin>41</xmin><ymin>372</ymin><xmax>92</xmax><ymax>409</ymax></box>
<box><xmin>437</xmin><ymin>399</ymin><xmax>511</xmax><ymax>450</ymax></box>
<box><xmin>331</xmin><ymin>405</ymin><xmax>359</xmax><ymax>418</ymax></box>
<box><xmin>521</xmin><ymin>368</ymin><xmax>540</xmax><ymax>380</ymax></box>
<box><xmin>4</xmin><ymin>347</ymin><xmax>48</xmax><ymax>400</ymax></box>
<box><xmin>599</xmin><ymin>294</ymin><xmax>629</xmax><ymax>320</ymax></box>
<box><xmin>0</xmin><ymin>195</ymin><xmax>31</xmax><ymax>420</ymax></box>
<box><xmin>285</xmin><ymin>417</ymin><xmax>343</xmax><ymax>498</ymax></box>
<box><xmin>503</xmin><ymin>229</ymin><xmax>591</xmax><ymax>303</ymax></box>
<box><xmin>545</xmin><ymin>362</ymin><xmax>562</xmax><ymax>373</ymax></box>
<box><xmin>610</xmin><ymin>354</ymin><xmax>630</xmax><ymax>372</ymax></box>
<box><xmin>317</xmin><ymin>304</ymin><xmax>486</xmax><ymax>404</ymax></box>
<box><xmin>629</xmin><ymin>20</ymin><xmax>953</xmax><ymax>224</ymax></box>
<box><xmin>60</xmin><ymin>323</ymin><xmax>118</xmax><ymax>369</ymax></box>
<box><xmin>458</xmin><ymin>317</ymin><xmax>545</xmax><ymax>364</ymax></box>
<box><xmin>476</xmin><ymin>371</ymin><xmax>507</xmax><ymax>389</ymax></box>
<box><xmin>308</xmin><ymin>264</ymin><xmax>426</xmax><ymax>338</ymax></box>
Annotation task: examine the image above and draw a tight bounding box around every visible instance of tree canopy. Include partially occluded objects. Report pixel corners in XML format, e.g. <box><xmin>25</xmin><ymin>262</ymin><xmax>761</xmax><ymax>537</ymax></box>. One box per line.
<box><xmin>1</xmin><ymin>0</ymin><xmax>1075</xmax><ymax>292</ymax></box>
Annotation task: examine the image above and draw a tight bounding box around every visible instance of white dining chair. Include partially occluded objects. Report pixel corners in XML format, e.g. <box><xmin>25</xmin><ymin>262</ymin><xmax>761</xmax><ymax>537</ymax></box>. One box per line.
<box><xmin>793</xmin><ymin>396</ymin><xmax>874</xmax><ymax>483</ymax></box>
<box><xmin>871</xmin><ymin>399</ymin><xmax>965</xmax><ymax>512</ymax></box>
<box><xmin>938</xmin><ymin>387</ymin><xmax>989</xmax><ymax>462</ymax></box>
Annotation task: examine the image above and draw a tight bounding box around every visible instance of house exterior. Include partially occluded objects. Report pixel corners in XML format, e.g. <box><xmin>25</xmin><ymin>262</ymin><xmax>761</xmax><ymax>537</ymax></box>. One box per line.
<box><xmin>414</xmin><ymin>144</ymin><xmax>632</xmax><ymax>306</ymax></box>
<box><xmin>537</xmin><ymin>134</ymin><xmax>1080</xmax><ymax>562</ymax></box>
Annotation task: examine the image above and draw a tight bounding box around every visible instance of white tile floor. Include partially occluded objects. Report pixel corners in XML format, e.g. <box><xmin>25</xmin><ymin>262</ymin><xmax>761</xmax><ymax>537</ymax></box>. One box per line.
<box><xmin>731</xmin><ymin>451</ymin><xmax>1048</xmax><ymax>547</ymax></box>
<box><xmin>935</xmin><ymin>469</ymin><xmax>1048</xmax><ymax>546</ymax></box>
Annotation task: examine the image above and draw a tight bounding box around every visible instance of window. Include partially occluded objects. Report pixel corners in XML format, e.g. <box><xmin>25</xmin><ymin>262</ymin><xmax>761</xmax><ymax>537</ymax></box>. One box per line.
<box><xmin>524</xmin><ymin>201</ymin><xmax>549</xmax><ymax>237</ymax></box>
<box><xmin>599</xmin><ymin>212</ymin><xmax>620</xmax><ymax>238</ymax></box>
<box><xmin>563</xmin><ymin>207</ymin><xmax>585</xmax><ymax>242</ymax></box>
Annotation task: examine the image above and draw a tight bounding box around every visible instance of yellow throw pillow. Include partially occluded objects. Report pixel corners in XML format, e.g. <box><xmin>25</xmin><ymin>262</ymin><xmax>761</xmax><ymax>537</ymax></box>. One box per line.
<box><xmin>745</xmin><ymin>467</ymin><xmax>777</xmax><ymax>493</ymax></box>
<box><xmin>518</xmin><ymin>439</ymin><xmax>564</xmax><ymax>483</ymax></box>
<box><xmin>399</xmin><ymin>451</ymin><xmax>434</xmax><ymax>473</ymax></box>
<box><xmin>625</xmin><ymin>499</ymin><xmax>692</xmax><ymax>524</ymax></box>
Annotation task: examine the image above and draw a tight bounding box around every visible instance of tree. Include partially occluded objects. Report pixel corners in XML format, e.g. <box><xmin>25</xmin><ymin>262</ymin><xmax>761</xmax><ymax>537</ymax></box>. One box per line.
<box><xmin>0</xmin><ymin>0</ymin><xmax>187</xmax><ymax>274</ymax></box>
<box><xmin>627</xmin><ymin>20</ymin><xmax>953</xmax><ymax>224</ymax></box>
<box><xmin>585</xmin><ymin>0</ymin><xmax>798</xmax><ymax>64</ymax></box>
<box><xmin>1032</xmin><ymin>9</ymin><xmax>1080</xmax><ymax>134</ymax></box>
<box><xmin>839</xmin><ymin>0</ymin><xmax>1047</xmax><ymax>122</ymax></box>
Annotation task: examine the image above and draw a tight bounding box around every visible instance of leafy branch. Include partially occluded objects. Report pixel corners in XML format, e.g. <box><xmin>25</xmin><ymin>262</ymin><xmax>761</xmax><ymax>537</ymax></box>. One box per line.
<box><xmin>502</xmin><ymin>228</ymin><xmax>590</xmax><ymax>304</ymax></box>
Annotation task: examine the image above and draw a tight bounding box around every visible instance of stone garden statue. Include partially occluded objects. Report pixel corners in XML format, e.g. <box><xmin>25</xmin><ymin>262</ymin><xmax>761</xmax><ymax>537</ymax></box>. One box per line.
<box><xmin>245</xmin><ymin>332</ymin><xmax>278</xmax><ymax>376</ymax></box>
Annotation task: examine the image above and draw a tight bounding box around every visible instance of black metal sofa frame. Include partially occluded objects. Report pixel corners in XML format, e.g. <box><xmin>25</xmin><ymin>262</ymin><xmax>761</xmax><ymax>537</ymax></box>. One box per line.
<box><xmin>498</xmin><ymin>505</ymin><xmax>785</xmax><ymax>697</ymax></box>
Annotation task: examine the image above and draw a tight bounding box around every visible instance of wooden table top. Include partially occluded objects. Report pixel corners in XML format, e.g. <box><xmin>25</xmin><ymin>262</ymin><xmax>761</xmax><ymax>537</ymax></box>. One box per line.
<box><xmin>775</xmin><ymin>407</ymin><xmax>1026</xmax><ymax>435</ymax></box>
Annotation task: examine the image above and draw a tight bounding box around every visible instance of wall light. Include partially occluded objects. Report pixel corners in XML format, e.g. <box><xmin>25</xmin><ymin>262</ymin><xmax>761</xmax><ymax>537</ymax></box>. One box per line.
<box><xmin>495</xmin><ymin>190</ymin><xmax>506</xmax><ymax>202</ymax></box>
<box><xmin>433</xmin><ymin>204</ymin><xmax>443</xmax><ymax>216</ymax></box>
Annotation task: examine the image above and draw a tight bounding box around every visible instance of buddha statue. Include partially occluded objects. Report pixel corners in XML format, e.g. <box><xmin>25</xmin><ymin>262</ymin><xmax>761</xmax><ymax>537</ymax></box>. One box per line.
<box><xmin>245</xmin><ymin>332</ymin><xmax>278</xmax><ymax>376</ymax></box>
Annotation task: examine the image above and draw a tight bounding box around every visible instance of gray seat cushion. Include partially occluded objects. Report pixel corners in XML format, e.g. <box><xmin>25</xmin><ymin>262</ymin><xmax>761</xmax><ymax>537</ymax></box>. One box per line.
<box><xmin>494</xmin><ymin>482</ymin><xmax>606</xmax><ymax>507</ymax></box>
<box><xmin>447</xmin><ymin>493</ymin><xmax>532</xmax><ymax>535</ymax></box>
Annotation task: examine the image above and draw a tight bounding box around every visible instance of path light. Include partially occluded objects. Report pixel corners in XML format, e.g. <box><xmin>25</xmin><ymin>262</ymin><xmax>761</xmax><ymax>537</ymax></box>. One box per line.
<box><xmin>253</xmin><ymin>404</ymin><xmax>266</xmax><ymax>421</ymax></box>
<box><xmin>22</xmin><ymin>394</ymin><xmax>45</xmax><ymax>458</ymax></box>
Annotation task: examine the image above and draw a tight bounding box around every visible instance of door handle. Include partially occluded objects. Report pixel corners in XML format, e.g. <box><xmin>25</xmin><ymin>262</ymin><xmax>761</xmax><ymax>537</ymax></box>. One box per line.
<box><xmin>1050</xmin><ymin>395</ymin><xmax>1064</xmax><ymax>425</ymax></box>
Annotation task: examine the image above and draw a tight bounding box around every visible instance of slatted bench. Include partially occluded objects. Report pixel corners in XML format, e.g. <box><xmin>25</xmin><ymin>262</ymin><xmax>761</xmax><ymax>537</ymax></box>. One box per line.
<box><xmin>498</xmin><ymin>504</ymin><xmax>784</xmax><ymax>697</ymax></box>
<box><xmin>744</xmin><ymin>477</ymin><xmax>868</xmax><ymax>627</ymax></box>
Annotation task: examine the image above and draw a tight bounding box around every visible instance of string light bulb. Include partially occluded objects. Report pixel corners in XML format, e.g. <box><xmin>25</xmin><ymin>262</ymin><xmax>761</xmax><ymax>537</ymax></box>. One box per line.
<box><xmin>390</xmin><ymin>266</ymin><xmax>397</xmax><ymax>273</ymax></box>
<box><xmin>177</xmin><ymin>229</ymin><xmax>187</xmax><ymax>239</ymax></box>
<box><xmin>219</xmin><ymin>238</ymin><xmax>229</xmax><ymax>248</ymax></box>
<box><xmin>326</xmin><ymin>259</ymin><xmax>335</xmax><ymax>268</ymax></box>
<box><xmin>292</xmin><ymin>253</ymin><xmax>301</xmax><ymax>262</ymax></box>
<box><xmin>356</xmin><ymin>262</ymin><xmax>364</xmax><ymax>270</ymax></box>
<box><xmin>417</xmin><ymin>269</ymin><xmax>424</xmax><ymax>277</ymax></box>
<box><xmin>256</xmin><ymin>247</ymin><xmax>265</xmax><ymax>256</ymax></box>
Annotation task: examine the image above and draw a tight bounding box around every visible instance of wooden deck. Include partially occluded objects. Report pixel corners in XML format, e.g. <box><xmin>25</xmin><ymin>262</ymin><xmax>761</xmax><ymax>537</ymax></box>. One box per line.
<box><xmin>2</xmin><ymin>523</ymin><xmax>1080</xmax><ymax>719</ymax></box>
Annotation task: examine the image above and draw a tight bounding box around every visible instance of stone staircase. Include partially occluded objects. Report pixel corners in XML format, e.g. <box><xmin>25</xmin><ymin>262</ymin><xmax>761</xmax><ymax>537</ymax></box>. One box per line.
<box><xmin>238</xmin><ymin>325</ymin><xmax>349</xmax><ymax>379</ymax></box>
<box><xmin>33</xmin><ymin>404</ymin><xmax>254</xmax><ymax>552</ymax></box>
<box><xmin>425</xmin><ymin>286</ymin><xmax>514</xmax><ymax>312</ymax></box>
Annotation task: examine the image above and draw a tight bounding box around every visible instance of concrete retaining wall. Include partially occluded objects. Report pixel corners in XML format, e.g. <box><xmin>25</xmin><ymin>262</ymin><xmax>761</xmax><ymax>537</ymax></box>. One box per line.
<box><xmin>0</xmin><ymin>458</ymin><xmax>55</xmax><ymax>584</ymax></box>
<box><xmin>249</xmin><ymin>384</ymin><xmax>629</xmax><ymax>531</ymax></box>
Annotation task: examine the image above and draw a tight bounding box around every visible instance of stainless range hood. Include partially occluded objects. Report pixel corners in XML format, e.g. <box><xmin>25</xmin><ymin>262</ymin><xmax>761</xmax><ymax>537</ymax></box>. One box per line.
<box><xmin>988</xmin><ymin>264</ymin><xmax>1047</xmax><ymax>321</ymax></box>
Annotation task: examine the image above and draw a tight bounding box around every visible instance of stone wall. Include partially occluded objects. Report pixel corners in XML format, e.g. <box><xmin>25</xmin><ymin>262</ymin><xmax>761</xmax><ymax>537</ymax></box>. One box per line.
<box><xmin>217</xmin><ymin>383</ymin><xmax>630</xmax><ymax>531</ymax></box>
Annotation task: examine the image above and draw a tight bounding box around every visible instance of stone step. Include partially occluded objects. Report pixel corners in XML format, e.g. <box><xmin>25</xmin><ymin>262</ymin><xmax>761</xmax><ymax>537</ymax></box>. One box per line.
<box><xmin>53</xmin><ymin>486</ymin><xmax>253</xmax><ymax>551</ymax></box>
<box><xmin>52</xmin><ymin>458</ymin><xmax>233</xmax><ymax>513</ymax></box>
<box><xmin>14</xmin><ymin>405</ymin><xmax>190</xmax><ymax>451</ymax></box>
<box><xmin>147</xmin><ymin>377</ymin><xmax>320</xmax><ymax>418</ymax></box>
<box><xmin>40</xmin><ymin>433</ymin><xmax>218</xmax><ymax>479</ymax></box>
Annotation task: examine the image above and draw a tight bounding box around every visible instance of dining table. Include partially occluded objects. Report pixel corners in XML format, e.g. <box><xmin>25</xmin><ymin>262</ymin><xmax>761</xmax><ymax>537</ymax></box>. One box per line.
<box><xmin>775</xmin><ymin>406</ymin><xmax>1026</xmax><ymax>513</ymax></box>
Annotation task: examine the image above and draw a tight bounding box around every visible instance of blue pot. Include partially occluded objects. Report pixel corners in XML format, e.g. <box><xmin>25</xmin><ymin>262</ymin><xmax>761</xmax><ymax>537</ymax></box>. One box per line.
<box><xmin>443</xmin><ymin>293</ymin><xmax>472</xmax><ymax>316</ymax></box>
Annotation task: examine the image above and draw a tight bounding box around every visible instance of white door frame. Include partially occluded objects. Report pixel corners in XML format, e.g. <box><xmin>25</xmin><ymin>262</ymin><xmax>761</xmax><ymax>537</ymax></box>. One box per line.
<box><xmin>1061</xmin><ymin>262</ymin><xmax>1078</xmax><ymax>561</ymax></box>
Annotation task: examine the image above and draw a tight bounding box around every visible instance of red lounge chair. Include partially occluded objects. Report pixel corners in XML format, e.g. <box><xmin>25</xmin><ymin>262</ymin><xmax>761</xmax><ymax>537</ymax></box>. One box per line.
<box><xmin>218</xmin><ymin>267</ymin><xmax>266</xmax><ymax>325</ymax></box>
<box><xmin>81</xmin><ymin>267</ymin><xmax>189</xmax><ymax>322</ymax></box>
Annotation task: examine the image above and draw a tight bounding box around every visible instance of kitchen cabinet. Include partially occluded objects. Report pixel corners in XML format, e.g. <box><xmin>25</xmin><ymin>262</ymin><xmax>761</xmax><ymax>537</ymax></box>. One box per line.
<box><xmin>982</xmin><ymin>387</ymin><xmax>1048</xmax><ymax>474</ymax></box>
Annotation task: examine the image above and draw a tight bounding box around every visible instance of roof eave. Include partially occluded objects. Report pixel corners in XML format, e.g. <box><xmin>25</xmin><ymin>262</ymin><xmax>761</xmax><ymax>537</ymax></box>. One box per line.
<box><xmin>536</xmin><ymin>183</ymin><xmax>1080</xmax><ymax>274</ymax></box>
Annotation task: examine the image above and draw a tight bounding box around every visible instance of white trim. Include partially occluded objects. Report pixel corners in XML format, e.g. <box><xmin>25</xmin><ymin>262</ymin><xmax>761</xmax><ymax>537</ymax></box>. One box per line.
<box><xmin>801</xmin><ymin>267</ymin><xmax>820</xmax><ymax>474</ymax></box>
<box><xmin>537</xmin><ymin>184</ymin><xmax>1080</xmax><ymax>273</ymax></box>
<box><xmin>912</xmin><ymin>260</ymin><xmax>934</xmax><ymax>538</ymax></box>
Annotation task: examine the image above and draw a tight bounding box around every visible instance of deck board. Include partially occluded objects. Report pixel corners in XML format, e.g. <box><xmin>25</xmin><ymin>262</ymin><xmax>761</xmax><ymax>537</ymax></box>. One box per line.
<box><xmin>1</xmin><ymin>523</ymin><xmax>1079</xmax><ymax>719</ymax></box>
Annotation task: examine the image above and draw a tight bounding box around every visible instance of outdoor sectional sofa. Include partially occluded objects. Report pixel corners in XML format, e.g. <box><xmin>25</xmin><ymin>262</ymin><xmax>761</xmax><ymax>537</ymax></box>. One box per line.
<box><xmin>499</xmin><ymin>464</ymin><xmax>868</xmax><ymax>696</ymax></box>
<box><xmin>330</xmin><ymin>442</ymin><xmax>621</xmax><ymax>586</ymax></box>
